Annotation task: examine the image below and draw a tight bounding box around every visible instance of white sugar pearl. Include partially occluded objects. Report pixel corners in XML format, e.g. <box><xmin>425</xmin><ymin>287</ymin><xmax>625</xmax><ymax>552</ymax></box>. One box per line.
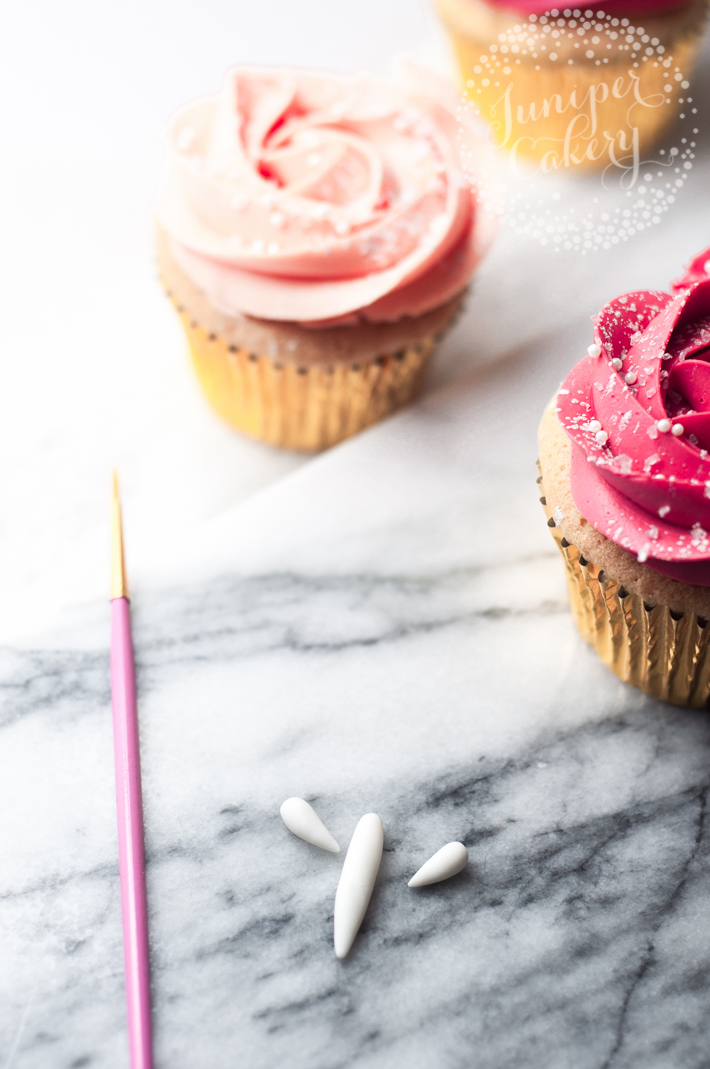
<box><xmin>704</xmin><ymin>259</ymin><xmax>710</xmax><ymax>274</ymax></box>
<box><xmin>657</xmin><ymin>418</ymin><xmax>671</xmax><ymax>432</ymax></box>
<box><xmin>625</xmin><ymin>371</ymin><xmax>637</xmax><ymax>385</ymax></box>
<box><xmin>611</xmin><ymin>358</ymin><xmax>623</xmax><ymax>370</ymax></box>
<box><xmin>596</xmin><ymin>430</ymin><xmax>608</xmax><ymax>445</ymax></box>
<box><xmin>588</xmin><ymin>420</ymin><xmax>601</xmax><ymax>432</ymax></box>
<box><xmin>587</xmin><ymin>343</ymin><xmax>602</xmax><ymax>357</ymax></box>
<box><xmin>672</xmin><ymin>422</ymin><xmax>685</xmax><ymax>436</ymax></box>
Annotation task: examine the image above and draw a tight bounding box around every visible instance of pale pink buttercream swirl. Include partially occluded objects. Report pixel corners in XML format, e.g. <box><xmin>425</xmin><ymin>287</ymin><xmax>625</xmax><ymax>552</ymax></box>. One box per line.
<box><xmin>558</xmin><ymin>247</ymin><xmax>710</xmax><ymax>585</ymax></box>
<box><xmin>157</xmin><ymin>63</ymin><xmax>491</xmax><ymax>326</ymax></box>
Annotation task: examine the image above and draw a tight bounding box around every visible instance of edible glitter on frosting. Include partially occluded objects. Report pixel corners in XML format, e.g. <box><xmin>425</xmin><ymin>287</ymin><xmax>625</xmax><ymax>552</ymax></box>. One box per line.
<box><xmin>557</xmin><ymin>246</ymin><xmax>710</xmax><ymax>585</ymax></box>
<box><xmin>157</xmin><ymin>63</ymin><xmax>490</xmax><ymax>326</ymax></box>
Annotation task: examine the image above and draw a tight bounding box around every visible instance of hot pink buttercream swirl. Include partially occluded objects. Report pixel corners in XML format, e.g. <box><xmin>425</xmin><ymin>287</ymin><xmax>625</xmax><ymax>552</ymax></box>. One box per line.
<box><xmin>485</xmin><ymin>0</ymin><xmax>689</xmax><ymax>16</ymax></box>
<box><xmin>157</xmin><ymin>64</ymin><xmax>492</xmax><ymax>326</ymax></box>
<box><xmin>558</xmin><ymin>247</ymin><xmax>710</xmax><ymax>585</ymax></box>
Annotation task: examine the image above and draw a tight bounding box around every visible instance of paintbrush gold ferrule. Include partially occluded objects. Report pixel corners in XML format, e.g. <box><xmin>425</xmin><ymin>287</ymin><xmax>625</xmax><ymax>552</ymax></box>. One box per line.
<box><xmin>111</xmin><ymin>471</ymin><xmax>129</xmax><ymax>601</ymax></box>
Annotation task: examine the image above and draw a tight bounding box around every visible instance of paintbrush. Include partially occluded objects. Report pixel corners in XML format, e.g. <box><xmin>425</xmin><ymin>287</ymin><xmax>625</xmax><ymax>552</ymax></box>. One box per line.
<box><xmin>110</xmin><ymin>473</ymin><xmax>154</xmax><ymax>1069</ymax></box>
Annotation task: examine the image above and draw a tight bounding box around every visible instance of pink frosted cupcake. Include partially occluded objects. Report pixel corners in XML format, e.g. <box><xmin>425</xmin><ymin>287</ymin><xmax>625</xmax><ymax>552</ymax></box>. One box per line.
<box><xmin>539</xmin><ymin>248</ymin><xmax>710</xmax><ymax>706</ymax></box>
<box><xmin>156</xmin><ymin>63</ymin><xmax>495</xmax><ymax>451</ymax></box>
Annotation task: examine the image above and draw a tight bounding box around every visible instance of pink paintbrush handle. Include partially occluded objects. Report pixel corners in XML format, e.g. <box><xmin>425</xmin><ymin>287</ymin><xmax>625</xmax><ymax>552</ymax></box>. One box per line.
<box><xmin>110</xmin><ymin>596</ymin><xmax>154</xmax><ymax>1069</ymax></box>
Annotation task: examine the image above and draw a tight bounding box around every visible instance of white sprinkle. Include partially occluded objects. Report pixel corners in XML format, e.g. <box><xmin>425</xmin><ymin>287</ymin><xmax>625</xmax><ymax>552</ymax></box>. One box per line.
<box><xmin>625</xmin><ymin>371</ymin><xmax>637</xmax><ymax>385</ymax></box>
<box><xmin>691</xmin><ymin>522</ymin><xmax>708</xmax><ymax>546</ymax></box>
<box><xmin>267</xmin><ymin>242</ymin><xmax>279</xmax><ymax>255</ymax></box>
<box><xmin>657</xmin><ymin>418</ymin><xmax>671</xmax><ymax>432</ymax></box>
<box><xmin>704</xmin><ymin>259</ymin><xmax>710</xmax><ymax>274</ymax></box>
<box><xmin>647</xmin><ymin>424</ymin><xmax>658</xmax><ymax>439</ymax></box>
<box><xmin>251</xmin><ymin>239</ymin><xmax>265</xmax><ymax>253</ymax></box>
<box><xmin>587</xmin><ymin>343</ymin><xmax>602</xmax><ymax>357</ymax></box>
<box><xmin>672</xmin><ymin>423</ymin><xmax>684</xmax><ymax>436</ymax></box>
<box><xmin>270</xmin><ymin>212</ymin><xmax>285</xmax><ymax>229</ymax></box>
<box><xmin>611</xmin><ymin>358</ymin><xmax>623</xmax><ymax>370</ymax></box>
<box><xmin>334</xmin><ymin>220</ymin><xmax>350</xmax><ymax>235</ymax></box>
<box><xmin>637</xmin><ymin>543</ymin><xmax>651</xmax><ymax>563</ymax></box>
<box><xmin>596</xmin><ymin>430</ymin><xmax>608</xmax><ymax>445</ymax></box>
<box><xmin>587</xmin><ymin>419</ymin><xmax>601</xmax><ymax>432</ymax></box>
<box><xmin>408</xmin><ymin>842</ymin><xmax>469</xmax><ymax>888</ymax></box>
<box><xmin>648</xmin><ymin>525</ymin><xmax>659</xmax><ymax>539</ymax></box>
<box><xmin>659</xmin><ymin>505</ymin><xmax>671</xmax><ymax>517</ymax></box>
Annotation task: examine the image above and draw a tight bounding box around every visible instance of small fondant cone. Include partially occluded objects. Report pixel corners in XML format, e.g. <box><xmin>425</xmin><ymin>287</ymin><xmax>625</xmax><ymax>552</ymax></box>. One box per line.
<box><xmin>333</xmin><ymin>813</ymin><xmax>384</xmax><ymax>959</ymax></box>
<box><xmin>280</xmin><ymin>798</ymin><xmax>340</xmax><ymax>853</ymax></box>
<box><xmin>408</xmin><ymin>842</ymin><xmax>468</xmax><ymax>887</ymax></box>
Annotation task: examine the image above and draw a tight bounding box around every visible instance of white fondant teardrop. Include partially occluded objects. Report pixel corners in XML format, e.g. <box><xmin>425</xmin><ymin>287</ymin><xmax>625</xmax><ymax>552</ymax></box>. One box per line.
<box><xmin>333</xmin><ymin>813</ymin><xmax>384</xmax><ymax>959</ymax></box>
<box><xmin>279</xmin><ymin>798</ymin><xmax>340</xmax><ymax>853</ymax></box>
<box><xmin>408</xmin><ymin>842</ymin><xmax>468</xmax><ymax>887</ymax></box>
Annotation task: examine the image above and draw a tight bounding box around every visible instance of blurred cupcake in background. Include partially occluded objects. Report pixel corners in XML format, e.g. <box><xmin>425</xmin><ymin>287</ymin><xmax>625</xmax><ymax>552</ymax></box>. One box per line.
<box><xmin>436</xmin><ymin>0</ymin><xmax>708</xmax><ymax>167</ymax></box>
<box><xmin>156</xmin><ymin>62</ymin><xmax>496</xmax><ymax>452</ymax></box>
<box><xmin>539</xmin><ymin>247</ymin><xmax>710</xmax><ymax>707</ymax></box>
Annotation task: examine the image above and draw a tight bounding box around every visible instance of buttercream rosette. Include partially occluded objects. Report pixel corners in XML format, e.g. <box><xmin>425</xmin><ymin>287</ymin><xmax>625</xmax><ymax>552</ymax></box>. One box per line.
<box><xmin>158</xmin><ymin>62</ymin><xmax>491</xmax><ymax>327</ymax></box>
<box><xmin>156</xmin><ymin>63</ymin><xmax>494</xmax><ymax>450</ymax></box>
<box><xmin>558</xmin><ymin>247</ymin><xmax>710</xmax><ymax>585</ymax></box>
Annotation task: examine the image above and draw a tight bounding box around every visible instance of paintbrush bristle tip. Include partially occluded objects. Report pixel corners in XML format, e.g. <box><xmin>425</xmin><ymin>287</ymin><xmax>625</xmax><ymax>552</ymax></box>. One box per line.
<box><xmin>111</xmin><ymin>472</ymin><xmax>129</xmax><ymax>600</ymax></box>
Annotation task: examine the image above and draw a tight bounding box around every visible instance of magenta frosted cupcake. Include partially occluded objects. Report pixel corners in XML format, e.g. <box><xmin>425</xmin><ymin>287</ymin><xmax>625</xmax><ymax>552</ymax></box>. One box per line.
<box><xmin>539</xmin><ymin>248</ymin><xmax>710</xmax><ymax>705</ymax></box>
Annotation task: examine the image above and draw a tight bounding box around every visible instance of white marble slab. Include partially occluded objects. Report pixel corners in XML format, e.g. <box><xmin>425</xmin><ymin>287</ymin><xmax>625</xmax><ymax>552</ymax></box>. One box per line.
<box><xmin>3</xmin><ymin>4</ymin><xmax>710</xmax><ymax>1068</ymax></box>
<box><xmin>0</xmin><ymin>0</ymin><xmax>452</xmax><ymax>639</ymax></box>
<box><xmin>4</xmin><ymin>238</ymin><xmax>710</xmax><ymax>1067</ymax></box>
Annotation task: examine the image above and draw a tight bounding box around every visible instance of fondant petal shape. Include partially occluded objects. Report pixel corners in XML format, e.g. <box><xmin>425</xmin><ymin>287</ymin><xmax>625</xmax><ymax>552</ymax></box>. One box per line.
<box><xmin>408</xmin><ymin>841</ymin><xmax>468</xmax><ymax>887</ymax></box>
<box><xmin>279</xmin><ymin>797</ymin><xmax>340</xmax><ymax>853</ymax></box>
<box><xmin>333</xmin><ymin>813</ymin><xmax>384</xmax><ymax>959</ymax></box>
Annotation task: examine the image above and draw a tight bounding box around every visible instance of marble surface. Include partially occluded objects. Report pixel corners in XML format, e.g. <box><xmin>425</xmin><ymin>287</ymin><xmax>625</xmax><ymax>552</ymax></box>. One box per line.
<box><xmin>0</xmin><ymin>0</ymin><xmax>452</xmax><ymax>638</ymax></box>
<box><xmin>4</xmin><ymin>289</ymin><xmax>710</xmax><ymax>1067</ymax></box>
<box><xmin>3</xmin><ymin>3</ymin><xmax>710</xmax><ymax>1068</ymax></box>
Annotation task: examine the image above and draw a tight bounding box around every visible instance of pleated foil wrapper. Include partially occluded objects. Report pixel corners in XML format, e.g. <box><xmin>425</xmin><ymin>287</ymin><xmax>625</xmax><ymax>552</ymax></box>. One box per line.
<box><xmin>538</xmin><ymin>470</ymin><xmax>710</xmax><ymax>708</ymax></box>
<box><xmin>436</xmin><ymin>0</ymin><xmax>708</xmax><ymax>167</ymax></box>
<box><xmin>174</xmin><ymin>308</ymin><xmax>439</xmax><ymax>453</ymax></box>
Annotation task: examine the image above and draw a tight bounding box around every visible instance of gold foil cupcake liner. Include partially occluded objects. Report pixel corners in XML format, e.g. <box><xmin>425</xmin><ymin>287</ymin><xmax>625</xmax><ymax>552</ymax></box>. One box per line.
<box><xmin>538</xmin><ymin>471</ymin><xmax>710</xmax><ymax>708</ymax></box>
<box><xmin>176</xmin><ymin>309</ymin><xmax>436</xmax><ymax>452</ymax></box>
<box><xmin>456</xmin><ymin>47</ymin><xmax>700</xmax><ymax>162</ymax></box>
<box><xmin>438</xmin><ymin>2</ymin><xmax>706</xmax><ymax>166</ymax></box>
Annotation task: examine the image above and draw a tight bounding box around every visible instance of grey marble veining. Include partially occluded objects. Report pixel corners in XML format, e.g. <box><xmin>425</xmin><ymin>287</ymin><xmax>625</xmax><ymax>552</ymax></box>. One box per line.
<box><xmin>3</xmin><ymin>80</ymin><xmax>710</xmax><ymax>1062</ymax></box>
<box><xmin>3</xmin><ymin>8</ymin><xmax>710</xmax><ymax>1069</ymax></box>
<box><xmin>2</xmin><ymin>456</ymin><xmax>710</xmax><ymax>1068</ymax></box>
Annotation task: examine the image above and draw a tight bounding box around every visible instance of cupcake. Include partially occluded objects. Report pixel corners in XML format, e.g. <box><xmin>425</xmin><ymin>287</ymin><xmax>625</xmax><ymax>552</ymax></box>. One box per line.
<box><xmin>539</xmin><ymin>248</ymin><xmax>710</xmax><ymax>706</ymax></box>
<box><xmin>436</xmin><ymin>0</ymin><xmax>708</xmax><ymax>166</ymax></box>
<box><xmin>156</xmin><ymin>63</ymin><xmax>495</xmax><ymax>451</ymax></box>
